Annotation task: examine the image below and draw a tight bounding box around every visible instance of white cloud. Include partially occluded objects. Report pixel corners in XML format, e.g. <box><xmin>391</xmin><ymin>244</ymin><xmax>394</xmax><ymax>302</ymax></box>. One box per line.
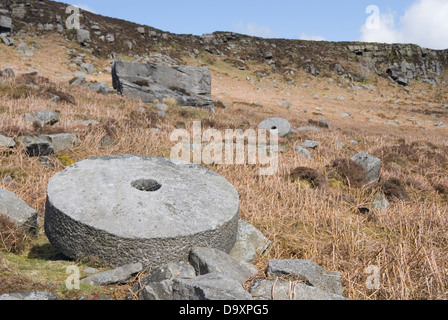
<box><xmin>233</xmin><ymin>22</ymin><xmax>276</xmax><ymax>38</ymax></box>
<box><xmin>359</xmin><ymin>0</ymin><xmax>448</xmax><ymax>50</ymax></box>
<box><xmin>300</xmin><ymin>33</ymin><xmax>326</xmax><ymax>41</ymax></box>
<box><xmin>73</xmin><ymin>4</ymin><xmax>96</xmax><ymax>14</ymax></box>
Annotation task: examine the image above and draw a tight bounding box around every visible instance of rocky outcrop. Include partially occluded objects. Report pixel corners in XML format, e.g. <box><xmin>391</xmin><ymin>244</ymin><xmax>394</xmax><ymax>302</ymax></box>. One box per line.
<box><xmin>112</xmin><ymin>61</ymin><xmax>213</xmax><ymax>109</ymax></box>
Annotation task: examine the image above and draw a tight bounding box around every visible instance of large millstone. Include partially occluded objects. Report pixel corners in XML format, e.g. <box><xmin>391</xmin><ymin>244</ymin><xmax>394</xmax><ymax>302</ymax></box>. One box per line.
<box><xmin>44</xmin><ymin>155</ymin><xmax>240</xmax><ymax>267</ymax></box>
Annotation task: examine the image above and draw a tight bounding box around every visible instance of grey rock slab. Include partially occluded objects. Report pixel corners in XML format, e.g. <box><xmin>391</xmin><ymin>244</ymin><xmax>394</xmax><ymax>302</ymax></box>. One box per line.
<box><xmin>173</xmin><ymin>273</ymin><xmax>253</xmax><ymax>300</ymax></box>
<box><xmin>0</xmin><ymin>15</ymin><xmax>12</xmax><ymax>30</ymax></box>
<box><xmin>0</xmin><ymin>134</ymin><xmax>15</xmax><ymax>148</ymax></box>
<box><xmin>45</xmin><ymin>155</ymin><xmax>240</xmax><ymax>267</ymax></box>
<box><xmin>302</xmin><ymin>140</ymin><xmax>320</xmax><ymax>150</ymax></box>
<box><xmin>129</xmin><ymin>261</ymin><xmax>196</xmax><ymax>299</ymax></box>
<box><xmin>189</xmin><ymin>247</ymin><xmax>258</xmax><ymax>284</ymax></box>
<box><xmin>0</xmin><ymin>292</ymin><xmax>58</xmax><ymax>301</ymax></box>
<box><xmin>112</xmin><ymin>61</ymin><xmax>213</xmax><ymax>109</ymax></box>
<box><xmin>230</xmin><ymin>220</ymin><xmax>271</xmax><ymax>263</ymax></box>
<box><xmin>250</xmin><ymin>279</ymin><xmax>346</xmax><ymax>300</ymax></box>
<box><xmin>257</xmin><ymin>118</ymin><xmax>291</xmax><ymax>137</ymax></box>
<box><xmin>0</xmin><ymin>188</ymin><xmax>39</xmax><ymax>235</ymax></box>
<box><xmin>350</xmin><ymin>152</ymin><xmax>382</xmax><ymax>184</ymax></box>
<box><xmin>267</xmin><ymin>259</ymin><xmax>343</xmax><ymax>296</ymax></box>
<box><xmin>18</xmin><ymin>134</ymin><xmax>76</xmax><ymax>156</ymax></box>
<box><xmin>81</xmin><ymin>262</ymin><xmax>143</xmax><ymax>286</ymax></box>
<box><xmin>295</xmin><ymin>146</ymin><xmax>312</xmax><ymax>159</ymax></box>
<box><xmin>24</xmin><ymin>110</ymin><xmax>60</xmax><ymax>126</ymax></box>
<box><xmin>89</xmin><ymin>81</ymin><xmax>112</xmax><ymax>94</ymax></box>
<box><xmin>76</xmin><ymin>29</ymin><xmax>90</xmax><ymax>46</ymax></box>
<box><xmin>140</xmin><ymin>280</ymin><xmax>173</xmax><ymax>300</ymax></box>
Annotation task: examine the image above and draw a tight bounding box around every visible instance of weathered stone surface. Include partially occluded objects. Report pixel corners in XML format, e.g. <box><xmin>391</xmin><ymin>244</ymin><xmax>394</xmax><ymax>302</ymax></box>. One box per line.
<box><xmin>0</xmin><ymin>134</ymin><xmax>15</xmax><ymax>148</ymax></box>
<box><xmin>80</xmin><ymin>63</ymin><xmax>95</xmax><ymax>75</ymax></box>
<box><xmin>0</xmin><ymin>292</ymin><xmax>58</xmax><ymax>301</ymax></box>
<box><xmin>267</xmin><ymin>259</ymin><xmax>343</xmax><ymax>296</ymax></box>
<box><xmin>112</xmin><ymin>61</ymin><xmax>213</xmax><ymax>109</ymax></box>
<box><xmin>173</xmin><ymin>273</ymin><xmax>253</xmax><ymax>300</ymax></box>
<box><xmin>189</xmin><ymin>247</ymin><xmax>258</xmax><ymax>284</ymax></box>
<box><xmin>45</xmin><ymin>155</ymin><xmax>240</xmax><ymax>267</ymax></box>
<box><xmin>89</xmin><ymin>81</ymin><xmax>112</xmax><ymax>94</ymax></box>
<box><xmin>81</xmin><ymin>263</ymin><xmax>143</xmax><ymax>286</ymax></box>
<box><xmin>350</xmin><ymin>152</ymin><xmax>382</xmax><ymax>184</ymax></box>
<box><xmin>0</xmin><ymin>188</ymin><xmax>39</xmax><ymax>235</ymax></box>
<box><xmin>250</xmin><ymin>279</ymin><xmax>346</xmax><ymax>300</ymax></box>
<box><xmin>295</xmin><ymin>146</ymin><xmax>312</xmax><ymax>159</ymax></box>
<box><xmin>302</xmin><ymin>140</ymin><xmax>320</xmax><ymax>150</ymax></box>
<box><xmin>18</xmin><ymin>134</ymin><xmax>76</xmax><ymax>156</ymax></box>
<box><xmin>0</xmin><ymin>15</ymin><xmax>12</xmax><ymax>33</ymax></box>
<box><xmin>230</xmin><ymin>220</ymin><xmax>271</xmax><ymax>263</ymax></box>
<box><xmin>257</xmin><ymin>118</ymin><xmax>291</xmax><ymax>137</ymax></box>
<box><xmin>76</xmin><ymin>29</ymin><xmax>90</xmax><ymax>46</ymax></box>
<box><xmin>140</xmin><ymin>280</ymin><xmax>173</xmax><ymax>300</ymax></box>
<box><xmin>24</xmin><ymin>110</ymin><xmax>60</xmax><ymax>126</ymax></box>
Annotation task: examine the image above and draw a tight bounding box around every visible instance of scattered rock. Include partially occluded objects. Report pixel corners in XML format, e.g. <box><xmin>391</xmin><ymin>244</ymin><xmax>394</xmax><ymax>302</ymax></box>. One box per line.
<box><xmin>18</xmin><ymin>133</ymin><xmax>77</xmax><ymax>157</ymax></box>
<box><xmin>0</xmin><ymin>134</ymin><xmax>15</xmax><ymax>148</ymax></box>
<box><xmin>155</xmin><ymin>103</ymin><xmax>169</xmax><ymax>112</ymax></box>
<box><xmin>2</xmin><ymin>67</ymin><xmax>15</xmax><ymax>78</ymax></box>
<box><xmin>373</xmin><ymin>192</ymin><xmax>390</xmax><ymax>211</ymax></box>
<box><xmin>112</xmin><ymin>61</ymin><xmax>213</xmax><ymax>109</ymax></box>
<box><xmin>350</xmin><ymin>152</ymin><xmax>382</xmax><ymax>184</ymax></box>
<box><xmin>295</xmin><ymin>146</ymin><xmax>312</xmax><ymax>159</ymax></box>
<box><xmin>76</xmin><ymin>29</ymin><xmax>90</xmax><ymax>46</ymax></box>
<box><xmin>81</xmin><ymin>263</ymin><xmax>143</xmax><ymax>286</ymax></box>
<box><xmin>89</xmin><ymin>81</ymin><xmax>112</xmax><ymax>94</ymax></box>
<box><xmin>83</xmin><ymin>267</ymin><xmax>99</xmax><ymax>275</ymax></box>
<box><xmin>250</xmin><ymin>279</ymin><xmax>346</xmax><ymax>300</ymax></box>
<box><xmin>141</xmin><ymin>280</ymin><xmax>173</xmax><ymax>300</ymax></box>
<box><xmin>80</xmin><ymin>63</ymin><xmax>95</xmax><ymax>75</ymax></box>
<box><xmin>189</xmin><ymin>247</ymin><xmax>258</xmax><ymax>284</ymax></box>
<box><xmin>257</xmin><ymin>118</ymin><xmax>291</xmax><ymax>137</ymax></box>
<box><xmin>0</xmin><ymin>188</ymin><xmax>39</xmax><ymax>235</ymax></box>
<box><xmin>267</xmin><ymin>259</ymin><xmax>343</xmax><ymax>296</ymax></box>
<box><xmin>24</xmin><ymin>110</ymin><xmax>60</xmax><ymax>126</ymax></box>
<box><xmin>302</xmin><ymin>140</ymin><xmax>320</xmax><ymax>150</ymax></box>
<box><xmin>229</xmin><ymin>220</ymin><xmax>271</xmax><ymax>263</ymax></box>
<box><xmin>172</xmin><ymin>273</ymin><xmax>253</xmax><ymax>300</ymax></box>
<box><xmin>342</xmin><ymin>112</ymin><xmax>354</xmax><ymax>119</ymax></box>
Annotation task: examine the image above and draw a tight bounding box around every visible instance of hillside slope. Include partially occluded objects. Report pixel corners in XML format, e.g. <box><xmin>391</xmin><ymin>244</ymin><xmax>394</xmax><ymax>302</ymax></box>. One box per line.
<box><xmin>0</xmin><ymin>0</ymin><xmax>447</xmax><ymax>300</ymax></box>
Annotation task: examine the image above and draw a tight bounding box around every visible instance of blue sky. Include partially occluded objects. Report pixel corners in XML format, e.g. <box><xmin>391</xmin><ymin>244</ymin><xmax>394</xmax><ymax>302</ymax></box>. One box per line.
<box><xmin>72</xmin><ymin>0</ymin><xmax>448</xmax><ymax>49</ymax></box>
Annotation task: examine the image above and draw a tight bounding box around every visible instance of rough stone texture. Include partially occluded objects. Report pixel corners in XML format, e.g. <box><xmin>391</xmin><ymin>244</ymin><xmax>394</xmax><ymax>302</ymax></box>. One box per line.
<box><xmin>257</xmin><ymin>118</ymin><xmax>291</xmax><ymax>137</ymax></box>
<box><xmin>0</xmin><ymin>134</ymin><xmax>15</xmax><ymax>148</ymax></box>
<box><xmin>24</xmin><ymin>110</ymin><xmax>60</xmax><ymax>126</ymax></box>
<box><xmin>0</xmin><ymin>292</ymin><xmax>58</xmax><ymax>301</ymax></box>
<box><xmin>141</xmin><ymin>280</ymin><xmax>173</xmax><ymax>300</ymax></box>
<box><xmin>81</xmin><ymin>262</ymin><xmax>143</xmax><ymax>286</ymax></box>
<box><xmin>189</xmin><ymin>247</ymin><xmax>258</xmax><ymax>284</ymax></box>
<box><xmin>250</xmin><ymin>279</ymin><xmax>346</xmax><ymax>300</ymax></box>
<box><xmin>267</xmin><ymin>259</ymin><xmax>343</xmax><ymax>296</ymax></box>
<box><xmin>45</xmin><ymin>155</ymin><xmax>240</xmax><ymax>267</ymax></box>
<box><xmin>230</xmin><ymin>220</ymin><xmax>271</xmax><ymax>263</ymax></box>
<box><xmin>0</xmin><ymin>15</ymin><xmax>11</xmax><ymax>32</ymax></box>
<box><xmin>128</xmin><ymin>261</ymin><xmax>196</xmax><ymax>299</ymax></box>
<box><xmin>295</xmin><ymin>146</ymin><xmax>312</xmax><ymax>159</ymax></box>
<box><xmin>302</xmin><ymin>140</ymin><xmax>320</xmax><ymax>150</ymax></box>
<box><xmin>112</xmin><ymin>61</ymin><xmax>213</xmax><ymax>109</ymax></box>
<box><xmin>350</xmin><ymin>152</ymin><xmax>382</xmax><ymax>184</ymax></box>
<box><xmin>173</xmin><ymin>273</ymin><xmax>252</xmax><ymax>300</ymax></box>
<box><xmin>0</xmin><ymin>188</ymin><xmax>39</xmax><ymax>235</ymax></box>
<box><xmin>76</xmin><ymin>29</ymin><xmax>90</xmax><ymax>46</ymax></box>
<box><xmin>89</xmin><ymin>81</ymin><xmax>112</xmax><ymax>94</ymax></box>
<box><xmin>18</xmin><ymin>134</ymin><xmax>76</xmax><ymax>157</ymax></box>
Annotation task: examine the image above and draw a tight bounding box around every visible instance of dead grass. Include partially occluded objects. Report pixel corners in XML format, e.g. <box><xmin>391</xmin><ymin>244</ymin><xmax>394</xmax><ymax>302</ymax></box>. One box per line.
<box><xmin>1</xmin><ymin>39</ymin><xmax>448</xmax><ymax>300</ymax></box>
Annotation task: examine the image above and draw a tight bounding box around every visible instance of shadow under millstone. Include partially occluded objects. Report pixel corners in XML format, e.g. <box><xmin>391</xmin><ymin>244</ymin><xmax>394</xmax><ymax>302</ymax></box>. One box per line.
<box><xmin>27</xmin><ymin>243</ymin><xmax>73</xmax><ymax>262</ymax></box>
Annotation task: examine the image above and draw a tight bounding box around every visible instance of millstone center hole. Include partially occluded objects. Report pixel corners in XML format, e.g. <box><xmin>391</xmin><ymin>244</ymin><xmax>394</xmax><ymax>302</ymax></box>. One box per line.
<box><xmin>132</xmin><ymin>179</ymin><xmax>162</xmax><ymax>192</ymax></box>
<box><xmin>271</xmin><ymin>126</ymin><xmax>278</xmax><ymax>130</ymax></box>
